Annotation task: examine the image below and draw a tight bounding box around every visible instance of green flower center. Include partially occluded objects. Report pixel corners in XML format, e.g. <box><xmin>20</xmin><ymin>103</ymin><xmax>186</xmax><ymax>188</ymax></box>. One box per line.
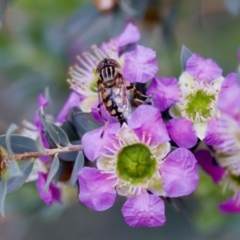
<box><xmin>116</xmin><ymin>143</ymin><xmax>157</xmax><ymax>185</ymax></box>
<box><xmin>185</xmin><ymin>90</ymin><xmax>215</xmax><ymax>120</ymax></box>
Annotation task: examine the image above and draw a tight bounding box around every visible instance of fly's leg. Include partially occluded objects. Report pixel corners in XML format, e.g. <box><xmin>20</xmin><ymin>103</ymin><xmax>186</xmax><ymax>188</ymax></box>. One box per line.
<box><xmin>97</xmin><ymin>102</ymin><xmax>108</xmax><ymax>138</ymax></box>
<box><xmin>127</xmin><ymin>84</ymin><xmax>153</xmax><ymax>106</ymax></box>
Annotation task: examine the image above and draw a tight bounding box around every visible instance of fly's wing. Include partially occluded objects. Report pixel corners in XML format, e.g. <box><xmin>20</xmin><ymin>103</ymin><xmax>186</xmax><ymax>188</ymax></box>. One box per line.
<box><xmin>113</xmin><ymin>77</ymin><xmax>132</xmax><ymax>119</ymax></box>
<box><xmin>97</xmin><ymin>82</ymin><xmax>108</xmax><ymax>122</ymax></box>
<box><xmin>122</xmin><ymin>82</ymin><xmax>132</xmax><ymax>119</ymax></box>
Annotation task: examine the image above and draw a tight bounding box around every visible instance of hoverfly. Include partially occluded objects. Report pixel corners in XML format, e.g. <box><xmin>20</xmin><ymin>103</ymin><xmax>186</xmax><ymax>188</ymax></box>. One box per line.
<box><xmin>96</xmin><ymin>58</ymin><xmax>131</xmax><ymax>126</ymax></box>
<box><xmin>96</xmin><ymin>58</ymin><xmax>151</xmax><ymax>132</ymax></box>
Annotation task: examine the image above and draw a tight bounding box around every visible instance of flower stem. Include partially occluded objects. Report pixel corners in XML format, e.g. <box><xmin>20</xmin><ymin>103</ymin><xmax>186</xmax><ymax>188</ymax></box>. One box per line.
<box><xmin>6</xmin><ymin>145</ymin><xmax>82</xmax><ymax>161</ymax></box>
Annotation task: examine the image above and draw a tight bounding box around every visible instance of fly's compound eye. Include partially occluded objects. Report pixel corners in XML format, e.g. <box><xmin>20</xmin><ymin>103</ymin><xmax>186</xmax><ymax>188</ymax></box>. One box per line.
<box><xmin>96</xmin><ymin>58</ymin><xmax>120</xmax><ymax>73</ymax></box>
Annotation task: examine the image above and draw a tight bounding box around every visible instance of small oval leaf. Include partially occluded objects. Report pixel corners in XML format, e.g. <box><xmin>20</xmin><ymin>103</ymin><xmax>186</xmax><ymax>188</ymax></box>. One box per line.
<box><xmin>0</xmin><ymin>135</ymin><xmax>38</xmax><ymax>154</ymax></box>
<box><xmin>0</xmin><ymin>179</ymin><xmax>7</xmax><ymax>217</ymax></box>
<box><xmin>48</xmin><ymin>122</ymin><xmax>70</xmax><ymax>147</ymax></box>
<box><xmin>70</xmin><ymin>151</ymin><xmax>85</xmax><ymax>186</ymax></box>
<box><xmin>38</xmin><ymin>109</ymin><xmax>70</xmax><ymax>147</ymax></box>
<box><xmin>6</xmin><ymin>124</ymin><xmax>18</xmax><ymax>155</ymax></box>
<box><xmin>180</xmin><ymin>45</ymin><xmax>193</xmax><ymax>71</ymax></box>
<box><xmin>61</xmin><ymin>121</ymin><xmax>79</xmax><ymax>142</ymax></box>
<box><xmin>71</xmin><ymin>109</ymin><xmax>100</xmax><ymax>136</ymax></box>
<box><xmin>36</xmin><ymin>136</ymin><xmax>47</xmax><ymax>155</ymax></box>
<box><xmin>7</xmin><ymin>161</ymin><xmax>34</xmax><ymax>195</ymax></box>
<box><xmin>9</xmin><ymin>160</ymin><xmax>22</xmax><ymax>178</ymax></box>
<box><xmin>44</xmin><ymin>155</ymin><xmax>59</xmax><ymax>191</ymax></box>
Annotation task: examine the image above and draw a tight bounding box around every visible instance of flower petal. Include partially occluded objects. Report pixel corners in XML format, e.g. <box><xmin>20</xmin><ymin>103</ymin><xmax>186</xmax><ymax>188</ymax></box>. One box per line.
<box><xmin>82</xmin><ymin>126</ymin><xmax>114</xmax><ymax>161</ymax></box>
<box><xmin>155</xmin><ymin>142</ymin><xmax>171</xmax><ymax>160</ymax></box>
<box><xmin>122</xmin><ymin>45</ymin><xmax>158</xmax><ymax>83</ymax></box>
<box><xmin>78</xmin><ymin>167</ymin><xmax>117</xmax><ymax>211</ymax></box>
<box><xmin>186</xmin><ymin>53</ymin><xmax>222</xmax><ymax>82</ymax></box>
<box><xmin>193</xmin><ymin>121</ymin><xmax>208</xmax><ymax>140</ymax></box>
<box><xmin>121</xmin><ymin>193</ymin><xmax>166</xmax><ymax>227</ymax></box>
<box><xmin>128</xmin><ymin>105</ymin><xmax>170</xmax><ymax>145</ymax></box>
<box><xmin>148</xmin><ymin>174</ymin><xmax>166</xmax><ymax>196</ymax></box>
<box><xmin>169</xmin><ymin>104</ymin><xmax>182</xmax><ymax>118</ymax></box>
<box><xmin>36</xmin><ymin>172</ymin><xmax>61</xmax><ymax>205</ymax></box>
<box><xmin>166</xmin><ymin>118</ymin><xmax>198</xmax><ymax>148</ymax></box>
<box><xmin>114</xmin><ymin>23</ymin><xmax>140</xmax><ymax>50</ymax></box>
<box><xmin>82</xmin><ymin>127</ymin><xmax>108</xmax><ymax>161</ymax></box>
<box><xmin>160</xmin><ymin>148</ymin><xmax>199</xmax><ymax>197</ymax></box>
<box><xmin>56</xmin><ymin>92</ymin><xmax>82</xmax><ymax>123</ymax></box>
<box><xmin>218</xmin><ymin>73</ymin><xmax>240</xmax><ymax>121</ymax></box>
<box><xmin>194</xmin><ymin>150</ymin><xmax>225</xmax><ymax>184</ymax></box>
<box><xmin>79</xmin><ymin>95</ymin><xmax>98</xmax><ymax>113</ymax></box>
<box><xmin>219</xmin><ymin>198</ymin><xmax>240</xmax><ymax>213</ymax></box>
<box><xmin>178</xmin><ymin>72</ymin><xmax>196</xmax><ymax>95</ymax></box>
<box><xmin>146</xmin><ymin>77</ymin><xmax>179</xmax><ymax>111</ymax></box>
<box><xmin>211</xmin><ymin>76</ymin><xmax>224</xmax><ymax>93</ymax></box>
<box><xmin>204</xmin><ymin>118</ymin><xmax>223</xmax><ymax>146</ymax></box>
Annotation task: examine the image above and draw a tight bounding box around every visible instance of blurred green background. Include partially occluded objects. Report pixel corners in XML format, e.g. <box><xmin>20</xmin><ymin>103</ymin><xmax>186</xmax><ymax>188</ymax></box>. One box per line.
<box><xmin>1</xmin><ymin>0</ymin><xmax>240</xmax><ymax>239</ymax></box>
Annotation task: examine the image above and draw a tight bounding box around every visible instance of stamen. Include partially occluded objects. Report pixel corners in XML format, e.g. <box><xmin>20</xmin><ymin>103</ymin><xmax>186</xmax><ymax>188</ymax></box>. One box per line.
<box><xmin>21</xmin><ymin>120</ymin><xmax>37</xmax><ymax>130</ymax></box>
<box><xmin>82</xmin><ymin>52</ymin><xmax>96</xmax><ymax>67</ymax></box>
<box><xmin>103</xmin><ymin>145</ymin><xmax>118</xmax><ymax>154</ymax></box>
<box><xmin>92</xmin><ymin>45</ymin><xmax>107</xmax><ymax>59</ymax></box>
<box><xmin>77</xmin><ymin>55</ymin><xmax>92</xmax><ymax>71</ymax></box>
<box><xmin>146</xmin><ymin>134</ymin><xmax>152</xmax><ymax>145</ymax></box>
<box><xmin>100</xmin><ymin>153</ymin><xmax>115</xmax><ymax>158</ymax></box>
<box><xmin>141</xmin><ymin>131</ymin><xmax>146</xmax><ymax>143</ymax></box>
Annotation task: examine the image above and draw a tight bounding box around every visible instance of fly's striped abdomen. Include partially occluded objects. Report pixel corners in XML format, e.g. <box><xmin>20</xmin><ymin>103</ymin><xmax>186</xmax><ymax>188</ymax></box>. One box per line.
<box><xmin>101</xmin><ymin>86</ymin><xmax>126</xmax><ymax>120</ymax></box>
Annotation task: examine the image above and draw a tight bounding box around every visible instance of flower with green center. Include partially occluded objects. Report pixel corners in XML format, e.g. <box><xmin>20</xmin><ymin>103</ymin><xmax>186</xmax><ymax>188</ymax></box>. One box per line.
<box><xmin>78</xmin><ymin>105</ymin><xmax>199</xmax><ymax>227</ymax></box>
<box><xmin>195</xmin><ymin>73</ymin><xmax>240</xmax><ymax>214</ymax></box>
<box><xmin>148</xmin><ymin>53</ymin><xmax>224</xmax><ymax>148</ymax></box>
<box><xmin>67</xmin><ymin>23</ymin><xmax>158</xmax><ymax>114</ymax></box>
<box><xmin>195</xmin><ymin>149</ymin><xmax>240</xmax><ymax>214</ymax></box>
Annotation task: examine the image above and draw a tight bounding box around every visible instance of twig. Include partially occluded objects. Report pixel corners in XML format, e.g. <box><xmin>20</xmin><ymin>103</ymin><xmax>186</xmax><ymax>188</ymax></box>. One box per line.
<box><xmin>5</xmin><ymin>145</ymin><xmax>82</xmax><ymax>161</ymax></box>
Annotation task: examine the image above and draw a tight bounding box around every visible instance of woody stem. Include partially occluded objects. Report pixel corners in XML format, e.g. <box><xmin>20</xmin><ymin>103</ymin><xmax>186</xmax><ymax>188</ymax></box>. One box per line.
<box><xmin>6</xmin><ymin>145</ymin><xmax>82</xmax><ymax>161</ymax></box>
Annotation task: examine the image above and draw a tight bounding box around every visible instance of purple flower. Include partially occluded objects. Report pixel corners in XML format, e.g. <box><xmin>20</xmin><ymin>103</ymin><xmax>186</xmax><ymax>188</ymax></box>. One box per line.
<box><xmin>68</xmin><ymin>23</ymin><xmax>158</xmax><ymax>113</ymax></box>
<box><xmin>195</xmin><ymin>149</ymin><xmax>240</xmax><ymax>213</ymax></box>
<box><xmin>36</xmin><ymin>172</ymin><xmax>62</xmax><ymax>205</ymax></box>
<box><xmin>56</xmin><ymin>91</ymin><xmax>83</xmax><ymax>123</ymax></box>
<box><xmin>218</xmin><ymin>73</ymin><xmax>240</xmax><ymax>122</ymax></box>
<box><xmin>149</xmin><ymin>53</ymin><xmax>224</xmax><ymax>148</ymax></box>
<box><xmin>34</xmin><ymin>94</ymin><xmax>50</xmax><ymax>149</ymax></box>
<box><xmin>78</xmin><ymin>105</ymin><xmax>199</xmax><ymax>227</ymax></box>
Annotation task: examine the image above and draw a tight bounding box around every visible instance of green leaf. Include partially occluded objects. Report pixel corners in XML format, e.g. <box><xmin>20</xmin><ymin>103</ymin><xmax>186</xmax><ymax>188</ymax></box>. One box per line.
<box><xmin>0</xmin><ymin>179</ymin><xmax>7</xmax><ymax>217</ymax></box>
<box><xmin>9</xmin><ymin>159</ymin><xmax>22</xmax><ymax>178</ymax></box>
<box><xmin>7</xmin><ymin>161</ymin><xmax>34</xmax><ymax>195</ymax></box>
<box><xmin>5</xmin><ymin>123</ymin><xmax>18</xmax><ymax>155</ymax></box>
<box><xmin>48</xmin><ymin>122</ymin><xmax>70</xmax><ymax>147</ymax></box>
<box><xmin>71</xmin><ymin>108</ymin><xmax>100</xmax><ymax>136</ymax></box>
<box><xmin>44</xmin><ymin>155</ymin><xmax>59</xmax><ymax>191</ymax></box>
<box><xmin>35</xmin><ymin>135</ymin><xmax>47</xmax><ymax>155</ymax></box>
<box><xmin>70</xmin><ymin>151</ymin><xmax>84</xmax><ymax>186</ymax></box>
<box><xmin>0</xmin><ymin>135</ymin><xmax>38</xmax><ymax>154</ymax></box>
<box><xmin>61</xmin><ymin>121</ymin><xmax>79</xmax><ymax>142</ymax></box>
<box><xmin>180</xmin><ymin>45</ymin><xmax>193</xmax><ymax>71</ymax></box>
<box><xmin>38</xmin><ymin>108</ymin><xmax>70</xmax><ymax>147</ymax></box>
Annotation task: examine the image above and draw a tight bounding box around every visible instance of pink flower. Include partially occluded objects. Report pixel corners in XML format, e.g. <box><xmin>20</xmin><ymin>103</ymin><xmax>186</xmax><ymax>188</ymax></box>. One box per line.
<box><xmin>147</xmin><ymin>53</ymin><xmax>224</xmax><ymax>148</ymax></box>
<box><xmin>68</xmin><ymin>23</ymin><xmax>158</xmax><ymax>113</ymax></box>
<box><xmin>195</xmin><ymin>149</ymin><xmax>240</xmax><ymax>213</ymax></box>
<box><xmin>78</xmin><ymin>105</ymin><xmax>199</xmax><ymax>227</ymax></box>
<box><xmin>36</xmin><ymin>172</ymin><xmax>61</xmax><ymax>205</ymax></box>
